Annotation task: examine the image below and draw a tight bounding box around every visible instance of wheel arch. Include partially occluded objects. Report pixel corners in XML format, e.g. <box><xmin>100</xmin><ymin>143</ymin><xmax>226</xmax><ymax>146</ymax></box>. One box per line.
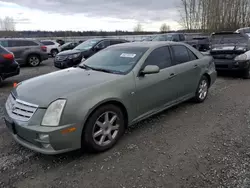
<box><xmin>84</xmin><ymin>99</ymin><xmax>129</xmax><ymax>130</ymax></box>
<box><xmin>203</xmin><ymin>73</ymin><xmax>211</xmax><ymax>87</ymax></box>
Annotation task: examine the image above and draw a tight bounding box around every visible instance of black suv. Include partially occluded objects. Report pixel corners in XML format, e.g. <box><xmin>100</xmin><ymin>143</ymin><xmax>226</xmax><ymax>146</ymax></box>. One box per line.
<box><xmin>0</xmin><ymin>45</ymin><xmax>20</xmax><ymax>85</ymax></box>
<box><xmin>0</xmin><ymin>38</ymin><xmax>48</xmax><ymax>67</ymax></box>
<box><xmin>54</xmin><ymin>38</ymin><xmax>128</xmax><ymax>68</ymax></box>
<box><xmin>210</xmin><ymin>32</ymin><xmax>250</xmax><ymax>78</ymax></box>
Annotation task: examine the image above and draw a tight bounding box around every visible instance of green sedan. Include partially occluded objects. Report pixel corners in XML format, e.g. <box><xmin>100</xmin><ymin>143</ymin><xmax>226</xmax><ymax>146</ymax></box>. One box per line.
<box><xmin>4</xmin><ymin>42</ymin><xmax>217</xmax><ymax>154</ymax></box>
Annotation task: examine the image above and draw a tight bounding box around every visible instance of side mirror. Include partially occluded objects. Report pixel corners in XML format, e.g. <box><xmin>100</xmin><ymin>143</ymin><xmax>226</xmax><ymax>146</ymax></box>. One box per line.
<box><xmin>140</xmin><ymin>65</ymin><xmax>160</xmax><ymax>76</ymax></box>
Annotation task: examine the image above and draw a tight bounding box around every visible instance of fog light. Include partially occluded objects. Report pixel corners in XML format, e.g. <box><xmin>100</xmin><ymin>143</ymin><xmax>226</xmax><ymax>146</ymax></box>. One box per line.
<box><xmin>39</xmin><ymin>134</ymin><xmax>49</xmax><ymax>142</ymax></box>
<box><xmin>42</xmin><ymin>143</ymin><xmax>53</xmax><ymax>149</ymax></box>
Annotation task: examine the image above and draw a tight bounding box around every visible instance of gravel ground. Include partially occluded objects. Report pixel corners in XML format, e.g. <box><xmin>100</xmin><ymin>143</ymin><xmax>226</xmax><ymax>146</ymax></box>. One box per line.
<box><xmin>1</xmin><ymin>59</ymin><xmax>250</xmax><ymax>188</ymax></box>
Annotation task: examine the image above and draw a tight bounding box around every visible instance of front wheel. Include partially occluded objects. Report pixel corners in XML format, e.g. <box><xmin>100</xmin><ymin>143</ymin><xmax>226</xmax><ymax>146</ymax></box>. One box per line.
<box><xmin>193</xmin><ymin>76</ymin><xmax>209</xmax><ymax>103</ymax></box>
<box><xmin>82</xmin><ymin>104</ymin><xmax>125</xmax><ymax>152</ymax></box>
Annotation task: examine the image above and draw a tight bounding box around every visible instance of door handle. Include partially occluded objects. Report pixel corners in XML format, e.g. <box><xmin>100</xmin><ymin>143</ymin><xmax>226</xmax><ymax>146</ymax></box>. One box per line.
<box><xmin>169</xmin><ymin>73</ymin><xmax>176</xmax><ymax>79</ymax></box>
<box><xmin>194</xmin><ymin>64</ymin><xmax>198</xmax><ymax>68</ymax></box>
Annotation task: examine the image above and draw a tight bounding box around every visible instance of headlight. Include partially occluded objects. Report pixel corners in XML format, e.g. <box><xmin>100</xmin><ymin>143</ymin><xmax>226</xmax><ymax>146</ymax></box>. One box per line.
<box><xmin>235</xmin><ymin>53</ymin><xmax>247</xmax><ymax>61</ymax></box>
<box><xmin>41</xmin><ymin>99</ymin><xmax>66</xmax><ymax>126</ymax></box>
<box><xmin>68</xmin><ymin>53</ymin><xmax>80</xmax><ymax>59</ymax></box>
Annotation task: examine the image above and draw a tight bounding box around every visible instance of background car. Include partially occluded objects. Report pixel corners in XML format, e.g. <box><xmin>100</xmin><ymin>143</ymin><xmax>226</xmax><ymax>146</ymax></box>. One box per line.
<box><xmin>59</xmin><ymin>42</ymin><xmax>79</xmax><ymax>52</ymax></box>
<box><xmin>209</xmin><ymin>31</ymin><xmax>250</xmax><ymax>78</ymax></box>
<box><xmin>40</xmin><ymin>40</ymin><xmax>61</xmax><ymax>57</ymax></box>
<box><xmin>0</xmin><ymin>45</ymin><xmax>19</xmax><ymax>85</ymax></box>
<box><xmin>4</xmin><ymin>41</ymin><xmax>216</xmax><ymax>155</ymax></box>
<box><xmin>54</xmin><ymin>38</ymin><xmax>129</xmax><ymax>69</ymax></box>
<box><xmin>0</xmin><ymin>38</ymin><xmax>48</xmax><ymax>67</ymax></box>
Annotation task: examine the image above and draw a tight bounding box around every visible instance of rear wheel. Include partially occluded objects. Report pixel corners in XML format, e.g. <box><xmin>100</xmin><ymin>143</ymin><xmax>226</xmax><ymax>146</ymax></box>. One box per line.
<box><xmin>82</xmin><ymin>104</ymin><xmax>125</xmax><ymax>152</ymax></box>
<box><xmin>27</xmin><ymin>55</ymin><xmax>41</xmax><ymax>67</ymax></box>
<box><xmin>193</xmin><ymin>76</ymin><xmax>209</xmax><ymax>103</ymax></box>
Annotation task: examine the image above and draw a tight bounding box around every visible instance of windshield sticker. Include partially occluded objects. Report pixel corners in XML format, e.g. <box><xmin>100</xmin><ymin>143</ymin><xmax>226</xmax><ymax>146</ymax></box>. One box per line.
<box><xmin>120</xmin><ymin>53</ymin><xmax>136</xmax><ymax>58</ymax></box>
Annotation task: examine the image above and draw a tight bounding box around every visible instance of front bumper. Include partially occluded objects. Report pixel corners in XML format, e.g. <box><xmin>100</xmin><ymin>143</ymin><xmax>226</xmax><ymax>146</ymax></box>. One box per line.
<box><xmin>3</xmin><ymin>108</ymin><xmax>82</xmax><ymax>155</ymax></box>
<box><xmin>214</xmin><ymin>59</ymin><xmax>250</xmax><ymax>71</ymax></box>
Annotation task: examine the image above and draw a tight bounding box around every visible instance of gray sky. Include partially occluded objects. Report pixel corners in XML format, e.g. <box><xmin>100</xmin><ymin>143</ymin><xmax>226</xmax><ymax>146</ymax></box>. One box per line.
<box><xmin>0</xmin><ymin>0</ymin><xmax>181</xmax><ymax>31</ymax></box>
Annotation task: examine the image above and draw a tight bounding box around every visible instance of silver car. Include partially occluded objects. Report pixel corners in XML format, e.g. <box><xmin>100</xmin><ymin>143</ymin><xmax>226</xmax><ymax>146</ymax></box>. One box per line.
<box><xmin>4</xmin><ymin>42</ymin><xmax>217</xmax><ymax>155</ymax></box>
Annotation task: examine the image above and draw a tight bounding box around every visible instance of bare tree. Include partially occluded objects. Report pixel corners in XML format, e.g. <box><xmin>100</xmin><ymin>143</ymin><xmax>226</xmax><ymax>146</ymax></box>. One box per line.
<box><xmin>178</xmin><ymin>0</ymin><xmax>250</xmax><ymax>32</ymax></box>
<box><xmin>134</xmin><ymin>23</ymin><xmax>143</xmax><ymax>32</ymax></box>
<box><xmin>160</xmin><ymin>23</ymin><xmax>171</xmax><ymax>32</ymax></box>
<box><xmin>0</xmin><ymin>16</ymin><xmax>16</xmax><ymax>31</ymax></box>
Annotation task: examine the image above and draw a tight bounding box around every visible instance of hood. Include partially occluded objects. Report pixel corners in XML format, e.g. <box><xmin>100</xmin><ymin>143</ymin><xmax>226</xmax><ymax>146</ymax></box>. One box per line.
<box><xmin>13</xmin><ymin>68</ymin><xmax>121</xmax><ymax>107</ymax></box>
<box><xmin>57</xmin><ymin>49</ymin><xmax>84</xmax><ymax>56</ymax></box>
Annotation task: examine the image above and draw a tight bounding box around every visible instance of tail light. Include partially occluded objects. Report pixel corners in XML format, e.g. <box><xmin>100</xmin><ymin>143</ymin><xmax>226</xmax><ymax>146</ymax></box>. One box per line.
<box><xmin>41</xmin><ymin>46</ymin><xmax>47</xmax><ymax>52</ymax></box>
<box><xmin>3</xmin><ymin>53</ymin><xmax>14</xmax><ymax>60</ymax></box>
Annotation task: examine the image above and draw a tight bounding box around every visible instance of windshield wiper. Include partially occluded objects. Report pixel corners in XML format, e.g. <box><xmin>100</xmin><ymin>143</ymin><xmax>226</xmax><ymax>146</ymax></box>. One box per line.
<box><xmin>78</xmin><ymin>64</ymin><xmax>123</xmax><ymax>74</ymax></box>
<box><xmin>78</xmin><ymin>64</ymin><xmax>94</xmax><ymax>70</ymax></box>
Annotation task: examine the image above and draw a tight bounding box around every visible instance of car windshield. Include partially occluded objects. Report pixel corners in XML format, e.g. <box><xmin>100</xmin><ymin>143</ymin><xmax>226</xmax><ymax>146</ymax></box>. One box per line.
<box><xmin>152</xmin><ymin>34</ymin><xmax>173</xmax><ymax>41</ymax></box>
<box><xmin>211</xmin><ymin>34</ymin><xmax>247</xmax><ymax>45</ymax></box>
<box><xmin>79</xmin><ymin>47</ymin><xmax>149</xmax><ymax>74</ymax></box>
<box><xmin>74</xmin><ymin>39</ymin><xmax>101</xmax><ymax>50</ymax></box>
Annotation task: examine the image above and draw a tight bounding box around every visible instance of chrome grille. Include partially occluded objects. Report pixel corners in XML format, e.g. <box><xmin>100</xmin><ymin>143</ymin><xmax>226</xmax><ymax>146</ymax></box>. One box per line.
<box><xmin>5</xmin><ymin>94</ymin><xmax>38</xmax><ymax>121</ymax></box>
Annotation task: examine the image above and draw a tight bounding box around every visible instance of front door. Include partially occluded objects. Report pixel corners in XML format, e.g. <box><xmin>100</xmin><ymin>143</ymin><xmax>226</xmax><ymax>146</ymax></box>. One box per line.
<box><xmin>134</xmin><ymin>46</ymin><xmax>179</xmax><ymax>118</ymax></box>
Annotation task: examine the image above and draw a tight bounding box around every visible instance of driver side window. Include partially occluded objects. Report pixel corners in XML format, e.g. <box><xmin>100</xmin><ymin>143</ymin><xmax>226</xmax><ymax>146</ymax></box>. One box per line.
<box><xmin>143</xmin><ymin>46</ymin><xmax>172</xmax><ymax>70</ymax></box>
<box><xmin>96</xmin><ymin>40</ymin><xmax>110</xmax><ymax>49</ymax></box>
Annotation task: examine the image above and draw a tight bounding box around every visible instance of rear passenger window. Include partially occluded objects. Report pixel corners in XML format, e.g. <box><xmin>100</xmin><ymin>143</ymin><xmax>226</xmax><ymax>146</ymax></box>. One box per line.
<box><xmin>143</xmin><ymin>46</ymin><xmax>172</xmax><ymax>69</ymax></box>
<box><xmin>8</xmin><ymin>40</ymin><xmax>23</xmax><ymax>47</ymax></box>
<box><xmin>21</xmin><ymin>40</ymin><xmax>39</xmax><ymax>46</ymax></box>
<box><xmin>171</xmin><ymin>45</ymin><xmax>190</xmax><ymax>64</ymax></box>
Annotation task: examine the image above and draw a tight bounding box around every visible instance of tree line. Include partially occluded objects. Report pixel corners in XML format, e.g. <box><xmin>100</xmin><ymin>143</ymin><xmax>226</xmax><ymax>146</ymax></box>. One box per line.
<box><xmin>179</xmin><ymin>0</ymin><xmax>250</xmax><ymax>32</ymax></box>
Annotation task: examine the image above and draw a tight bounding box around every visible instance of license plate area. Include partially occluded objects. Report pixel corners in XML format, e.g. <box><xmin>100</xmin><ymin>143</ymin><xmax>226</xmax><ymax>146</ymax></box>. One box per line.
<box><xmin>4</xmin><ymin>118</ymin><xmax>17</xmax><ymax>134</ymax></box>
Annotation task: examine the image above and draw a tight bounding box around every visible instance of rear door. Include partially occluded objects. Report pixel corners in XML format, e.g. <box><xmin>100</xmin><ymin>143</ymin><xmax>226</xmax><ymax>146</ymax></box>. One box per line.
<box><xmin>170</xmin><ymin>45</ymin><xmax>202</xmax><ymax>99</ymax></box>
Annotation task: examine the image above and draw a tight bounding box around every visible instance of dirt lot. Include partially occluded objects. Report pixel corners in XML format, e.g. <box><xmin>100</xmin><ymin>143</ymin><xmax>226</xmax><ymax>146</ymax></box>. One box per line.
<box><xmin>1</xmin><ymin>59</ymin><xmax>250</xmax><ymax>188</ymax></box>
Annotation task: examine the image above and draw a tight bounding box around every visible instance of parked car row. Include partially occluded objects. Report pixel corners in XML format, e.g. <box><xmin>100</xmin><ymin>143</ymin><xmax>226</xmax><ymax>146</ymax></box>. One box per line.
<box><xmin>54</xmin><ymin>38</ymin><xmax>128</xmax><ymax>68</ymax></box>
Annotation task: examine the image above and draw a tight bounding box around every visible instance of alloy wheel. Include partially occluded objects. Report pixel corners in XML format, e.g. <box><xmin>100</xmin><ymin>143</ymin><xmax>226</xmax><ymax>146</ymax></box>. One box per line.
<box><xmin>198</xmin><ymin>79</ymin><xmax>208</xmax><ymax>100</ymax></box>
<box><xmin>92</xmin><ymin>111</ymin><xmax>120</xmax><ymax>147</ymax></box>
<box><xmin>29</xmin><ymin>56</ymin><xmax>40</xmax><ymax>66</ymax></box>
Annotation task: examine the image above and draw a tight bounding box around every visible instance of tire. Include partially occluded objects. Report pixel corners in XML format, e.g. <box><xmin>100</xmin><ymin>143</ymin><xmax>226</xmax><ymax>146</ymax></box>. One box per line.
<box><xmin>82</xmin><ymin>104</ymin><xmax>125</xmax><ymax>152</ymax></box>
<box><xmin>242</xmin><ymin>66</ymin><xmax>250</xmax><ymax>79</ymax></box>
<box><xmin>51</xmin><ymin>49</ymin><xmax>59</xmax><ymax>57</ymax></box>
<box><xmin>193</xmin><ymin>75</ymin><xmax>209</xmax><ymax>103</ymax></box>
<box><xmin>27</xmin><ymin>55</ymin><xmax>41</xmax><ymax>67</ymax></box>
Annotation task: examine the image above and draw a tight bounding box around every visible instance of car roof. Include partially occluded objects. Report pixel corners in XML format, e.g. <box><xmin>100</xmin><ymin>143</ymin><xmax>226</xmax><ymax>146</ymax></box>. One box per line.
<box><xmin>108</xmin><ymin>41</ymin><xmax>186</xmax><ymax>48</ymax></box>
<box><xmin>0</xmin><ymin>38</ymin><xmax>35</xmax><ymax>40</ymax></box>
